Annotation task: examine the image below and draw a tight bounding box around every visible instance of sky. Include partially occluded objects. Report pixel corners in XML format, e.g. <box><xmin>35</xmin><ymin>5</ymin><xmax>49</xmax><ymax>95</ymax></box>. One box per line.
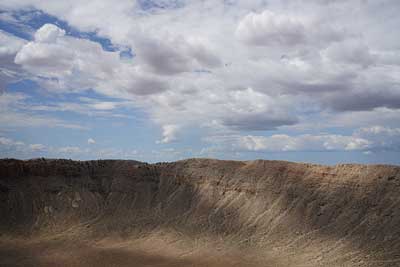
<box><xmin>0</xmin><ymin>0</ymin><xmax>399</xmax><ymax>165</ymax></box>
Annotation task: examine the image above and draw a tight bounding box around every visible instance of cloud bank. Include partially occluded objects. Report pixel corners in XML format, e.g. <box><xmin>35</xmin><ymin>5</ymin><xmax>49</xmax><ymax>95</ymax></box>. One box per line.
<box><xmin>0</xmin><ymin>0</ymin><xmax>399</xmax><ymax>161</ymax></box>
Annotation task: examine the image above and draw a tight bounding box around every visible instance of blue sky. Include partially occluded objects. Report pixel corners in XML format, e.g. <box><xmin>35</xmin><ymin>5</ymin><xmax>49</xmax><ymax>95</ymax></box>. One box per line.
<box><xmin>0</xmin><ymin>0</ymin><xmax>400</xmax><ymax>164</ymax></box>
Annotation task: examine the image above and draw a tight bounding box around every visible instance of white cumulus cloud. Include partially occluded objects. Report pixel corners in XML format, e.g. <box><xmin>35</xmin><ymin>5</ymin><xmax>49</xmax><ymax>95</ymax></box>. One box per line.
<box><xmin>87</xmin><ymin>138</ymin><xmax>96</xmax><ymax>145</ymax></box>
<box><xmin>157</xmin><ymin>124</ymin><xmax>180</xmax><ymax>144</ymax></box>
<box><xmin>236</xmin><ymin>10</ymin><xmax>307</xmax><ymax>46</ymax></box>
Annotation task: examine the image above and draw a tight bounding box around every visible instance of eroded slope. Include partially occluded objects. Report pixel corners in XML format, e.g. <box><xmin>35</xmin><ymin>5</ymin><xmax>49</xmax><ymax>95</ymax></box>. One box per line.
<box><xmin>0</xmin><ymin>158</ymin><xmax>400</xmax><ymax>266</ymax></box>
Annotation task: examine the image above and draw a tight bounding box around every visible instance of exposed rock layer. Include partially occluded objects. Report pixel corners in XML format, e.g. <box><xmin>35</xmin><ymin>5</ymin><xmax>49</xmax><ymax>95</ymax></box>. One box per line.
<box><xmin>1</xmin><ymin>158</ymin><xmax>400</xmax><ymax>266</ymax></box>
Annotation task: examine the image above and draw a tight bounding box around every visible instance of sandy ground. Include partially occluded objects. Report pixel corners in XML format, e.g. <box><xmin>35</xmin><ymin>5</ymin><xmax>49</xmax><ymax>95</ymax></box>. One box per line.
<box><xmin>0</xmin><ymin>234</ymin><xmax>293</xmax><ymax>267</ymax></box>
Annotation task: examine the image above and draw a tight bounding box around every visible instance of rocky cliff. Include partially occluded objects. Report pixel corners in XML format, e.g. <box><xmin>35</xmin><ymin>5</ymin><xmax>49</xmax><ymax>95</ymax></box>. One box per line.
<box><xmin>1</xmin><ymin>158</ymin><xmax>400</xmax><ymax>266</ymax></box>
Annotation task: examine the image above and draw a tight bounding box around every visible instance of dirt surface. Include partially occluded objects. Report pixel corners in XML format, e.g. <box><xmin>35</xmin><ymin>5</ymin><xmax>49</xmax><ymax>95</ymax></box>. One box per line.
<box><xmin>0</xmin><ymin>234</ymin><xmax>288</xmax><ymax>267</ymax></box>
<box><xmin>1</xmin><ymin>158</ymin><xmax>400</xmax><ymax>266</ymax></box>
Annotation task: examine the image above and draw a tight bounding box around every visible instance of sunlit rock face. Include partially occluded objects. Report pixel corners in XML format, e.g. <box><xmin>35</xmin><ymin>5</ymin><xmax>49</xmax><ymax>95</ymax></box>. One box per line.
<box><xmin>0</xmin><ymin>158</ymin><xmax>399</xmax><ymax>267</ymax></box>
